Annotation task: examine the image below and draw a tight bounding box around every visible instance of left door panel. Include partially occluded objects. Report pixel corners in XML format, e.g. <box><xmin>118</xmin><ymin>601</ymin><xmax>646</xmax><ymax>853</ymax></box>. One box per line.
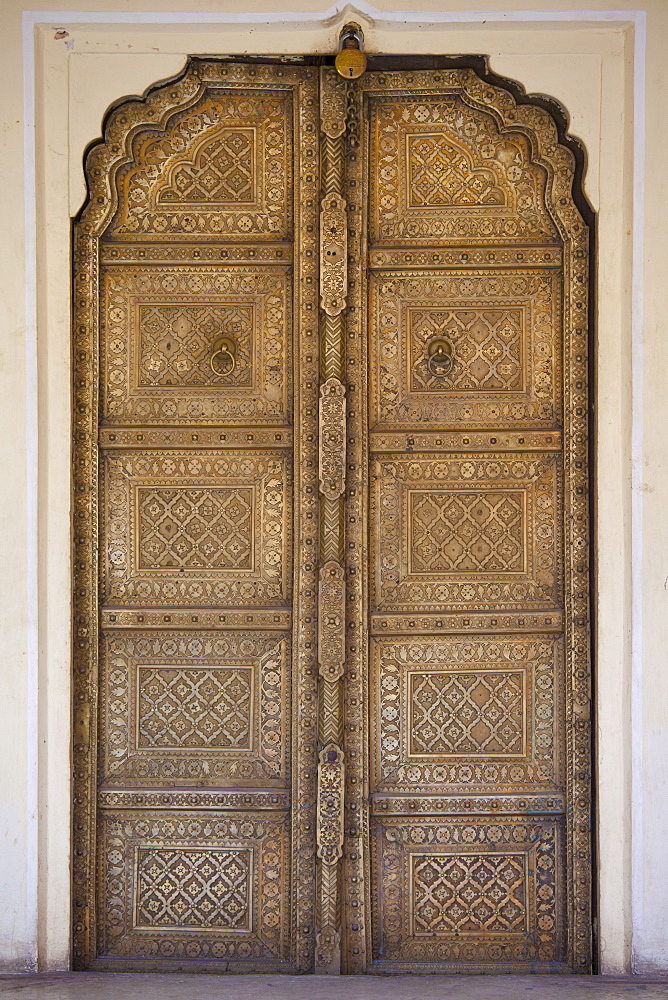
<box><xmin>72</xmin><ymin>60</ymin><xmax>320</xmax><ymax>972</ymax></box>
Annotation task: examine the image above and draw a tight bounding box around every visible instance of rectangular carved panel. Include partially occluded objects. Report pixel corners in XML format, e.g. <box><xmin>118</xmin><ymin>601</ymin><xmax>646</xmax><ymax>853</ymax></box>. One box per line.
<box><xmin>100</xmin><ymin>631</ymin><xmax>288</xmax><ymax>786</ymax></box>
<box><xmin>101</xmin><ymin>450</ymin><xmax>290</xmax><ymax>607</ymax></box>
<box><xmin>370</xmin><ymin>635</ymin><xmax>563</xmax><ymax>794</ymax></box>
<box><xmin>370</xmin><ymin>453</ymin><xmax>560</xmax><ymax>613</ymax></box>
<box><xmin>408</xmin><ymin>307</ymin><xmax>524</xmax><ymax>392</ymax></box>
<box><xmin>135</xmin><ymin>847</ymin><xmax>252</xmax><ymax>930</ymax></box>
<box><xmin>101</xmin><ymin>265</ymin><xmax>290</xmax><ymax>424</ymax></box>
<box><xmin>371</xmin><ymin>817</ymin><xmax>565</xmax><ymax>969</ymax></box>
<box><xmin>369</xmin><ymin>270</ymin><xmax>561</xmax><ymax>430</ymax></box>
<box><xmin>410</xmin><ymin>852</ymin><xmax>528</xmax><ymax>935</ymax></box>
<box><xmin>98</xmin><ymin>809</ymin><xmax>289</xmax><ymax>964</ymax></box>
<box><xmin>137</xmin><ymin>666</ymin><xmax>253</xmax><ymax>750</ymax></box>
<box><xmin>407</xmin><ymin>489</ymin><xmax>526</xmax><ymax>575</ymax></box>
<box><xmin>408</xmin><ymin>668</ymin><xmax>525</xmax><ymax>756</ymax></box>
<box><xmin>137</xmin><ymin>302</ymin><xmax>255</xmax><ymax>388</ymax></box>
<box><xmin>137</xmin><ymin>487</ymin><xmax>254</xmax><ymax>571</ymax></box>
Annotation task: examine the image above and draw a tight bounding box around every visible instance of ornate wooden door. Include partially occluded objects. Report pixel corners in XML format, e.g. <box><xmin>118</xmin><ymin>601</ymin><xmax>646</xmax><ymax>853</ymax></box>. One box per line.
<box><xmin>73</xmin><ymin>58</ymin><xmax>592</xmax><ymax>975</ymax></box>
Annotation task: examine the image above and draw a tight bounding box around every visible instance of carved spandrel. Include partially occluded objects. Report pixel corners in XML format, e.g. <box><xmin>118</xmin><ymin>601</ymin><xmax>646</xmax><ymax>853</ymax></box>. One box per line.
<box><xmin>108</xmin><ymin>89</ymin><xmax>293</xmax><ymax>241</ymax></box>
<box><xmin>318</xmin><ymin>377</ymin><xmax>346</xmax><ymax>501</ymax></box>
<box><xmin>367</xmin><ymin>92</ymin><xmax>560</xmax><ymax>245</ymax></box>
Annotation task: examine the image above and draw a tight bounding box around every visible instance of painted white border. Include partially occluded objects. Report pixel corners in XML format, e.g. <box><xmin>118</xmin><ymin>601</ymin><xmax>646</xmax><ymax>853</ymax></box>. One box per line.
<box><xmin>629</xmin><ymin>9</ymin><xmax>646</xmax><ymax>976</ymax></box>
<box><xmin>20</xmin><ymin>4</ymin><xmax>646</xmax><ymax>971</ymax></box>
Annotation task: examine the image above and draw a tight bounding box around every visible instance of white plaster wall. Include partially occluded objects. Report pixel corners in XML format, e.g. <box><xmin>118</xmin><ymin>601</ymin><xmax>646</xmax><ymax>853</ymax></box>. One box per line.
<box><xmin>0</xmin><ymin>0</ymin><xmax>664</xmax><ymax>976</ymax></box>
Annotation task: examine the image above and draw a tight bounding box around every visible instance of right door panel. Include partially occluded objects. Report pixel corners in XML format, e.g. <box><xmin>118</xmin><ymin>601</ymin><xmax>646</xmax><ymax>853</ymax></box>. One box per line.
<box><xmin>342</xmin><ymin>67</ymin><xmax>592</xmax><ymax>974</ymax></box>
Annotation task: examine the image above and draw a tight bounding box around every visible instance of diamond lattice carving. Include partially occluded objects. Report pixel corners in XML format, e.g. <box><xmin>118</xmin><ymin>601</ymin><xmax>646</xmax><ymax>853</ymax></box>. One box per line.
<box><xmin>409</xmin><ymin>669</ymin><xmax>524</xmax><ymax>756</ymax></box>
<box><xmin>411</xmin><ymin>853</ymin><xmax>527</xmax><ymax>935</ymax></box>
<box><xmin>135</xmin><ymin>848</ymin><xmax>251</xmax><ymax>929</ymax></box>
<box><xmin>408</xmin><ymin>134</ymin><xmax>505</xmax><ymax>208</ymax></box>
<box><xmin>138</xmin><ymin>303</ymin><xmax>253</xmax><ymax>387</ymax></box>
<box><xmin>138</xmin><ymin>667</ymin><xmax>253</xmax><ymax>749</ymax></box>
<box><xmin>157</xmin><ymin>129</ymin><xmax>255</xmax><ymax>204</ymax></box>
<box><xmin>409</xmin><ymin>308</ymin><xmax>523</xmax><ymax>392</ymax></box>
<box><xmin>137</xmin><ymin>487</ymin><xmax>253</xmax><ymax>570</ymax></box>
<box><xmin>409</xmin><ymin>490</ymin><xmax>525</xmax><ymax>574</ymax></box>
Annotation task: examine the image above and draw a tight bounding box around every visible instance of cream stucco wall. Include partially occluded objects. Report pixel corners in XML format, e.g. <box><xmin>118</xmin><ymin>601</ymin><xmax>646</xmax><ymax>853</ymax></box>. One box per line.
<box><xmin>0</xmin><ymin>0</ymin><xmax>665</xmax><ymax>977</ymax></box>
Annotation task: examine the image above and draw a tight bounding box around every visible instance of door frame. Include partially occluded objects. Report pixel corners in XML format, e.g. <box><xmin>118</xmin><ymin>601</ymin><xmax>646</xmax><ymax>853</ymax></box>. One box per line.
<box><xmin>22</xmin><ymin>7</ymin><xmax>639</xmax><ymax>973</ymax></box>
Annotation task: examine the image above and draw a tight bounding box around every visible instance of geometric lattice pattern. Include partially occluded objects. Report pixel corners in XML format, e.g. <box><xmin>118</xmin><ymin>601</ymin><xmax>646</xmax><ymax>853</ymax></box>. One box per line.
<box><xmin>409</xmin><ymin>490</ymin><xmax>525</xmax><ymax>573</ymax></box>
<box><xmin>138</xmin><ymin>303</ymin><xmax>253</xmax><ymax>387</ymax></box>
<box><xmin>137</xmin><ymin>487</ymin><xmax>253</xmax><ymax>570</ymax></box>
<box><xmin>135</xmin><ymin>848</ymin><xmax>251</xmax><ymax>929</ymax></box>
<box><xmin>137</xmin><ymin>667</ymin><xmax>253</xmax><ymax>749</ymax></box>
<box><xmin>411</xmin><ymin>853</ymin><xmax>527</xmax><ymax>935</ymax></box>
<box><xmin>409</xmin><ymin>670</ymin><xmax>524</xmax><ymax>755</ymax></box>
<box><xmin>409</xmin><ymin>308</ymin><xmax>523</xmax><ymax>392</ymax></box>
<box><xmin>408</xmin><ymin>134</ymin><xmax>505</xmax><ymax>208</ymax></box>
<box><xmin>158</xmin><ymin>129</ymin><xmax>255</xmax><ymax>204</ymax></box>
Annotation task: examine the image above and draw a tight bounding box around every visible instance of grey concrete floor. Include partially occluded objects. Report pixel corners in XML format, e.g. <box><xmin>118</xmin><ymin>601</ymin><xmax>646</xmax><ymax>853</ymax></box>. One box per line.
<box><xmin>0</xmin><ymin>975</ymin><xmax>667</xmax><ymax>1000</ymax></box>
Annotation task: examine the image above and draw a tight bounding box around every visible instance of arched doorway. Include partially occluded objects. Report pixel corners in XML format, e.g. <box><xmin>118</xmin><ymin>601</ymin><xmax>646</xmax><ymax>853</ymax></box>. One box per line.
<box><xmin>72</xmin><ymin>56</ymin><xmax>593</xmax><ymax>974</ymax></box>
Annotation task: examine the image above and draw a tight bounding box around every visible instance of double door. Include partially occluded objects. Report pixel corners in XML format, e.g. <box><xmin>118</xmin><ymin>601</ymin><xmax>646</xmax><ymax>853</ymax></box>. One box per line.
<box><xmin>72</xmin><ymin>57</ymin><xmax>592</xmax><ymax>974</ymax></box>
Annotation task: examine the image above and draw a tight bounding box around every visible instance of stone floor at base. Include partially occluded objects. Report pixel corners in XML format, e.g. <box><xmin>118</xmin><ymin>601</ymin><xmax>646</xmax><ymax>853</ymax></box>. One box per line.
<box><xmin>1</xmin><ymin>975</ymin><xmax>667</xmax><ymax>1000</ymax></box>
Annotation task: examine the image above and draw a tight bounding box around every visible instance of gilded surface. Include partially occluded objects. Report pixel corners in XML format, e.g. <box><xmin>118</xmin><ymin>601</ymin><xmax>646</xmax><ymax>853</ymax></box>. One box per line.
<box><xmin>101</xmin><ymin>265</ymin><xmax>290</xmax><ymax>424</ymax></box>
<box><xmin>73</xmin><ymin>59</ymin><xmax>320</xmax><ymax>973</ymax></box>
<box><xmin>370</xmin><ymin>635</ymin><xmax>562</xmax><ymax>795</ymax></box>
<box><xmin>102</xmin><ymin>450</ymin><xmax>290</xmax><ymax>606</ymax></box>
<box><xmin>99</xmin><ymin>631</ymin><xmax>288</xmax><ymax>785</ymax></box>
<box><xmin>369</xmin><ymin>270</ymin><xmax>561</xmax><ymax>430</ymax></box>
<box><xmin>343</xmin><ymin>67</ymin><xmax>591</xmax><ymax>975</ymax></box>
<box><xmin>370</xmin><ymin>454</ymin><xmax>561</xmax><ymax>612</ymax></box>
<box><xmin>74</xmin><ymin>60</ymin><xmax>591</xmax><ymax>976</ymax></box>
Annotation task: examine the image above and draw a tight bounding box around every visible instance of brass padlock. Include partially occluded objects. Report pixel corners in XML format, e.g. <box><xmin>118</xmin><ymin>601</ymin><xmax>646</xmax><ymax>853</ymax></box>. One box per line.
<box><xmin>335</xmin><ymin>23</ymin><xmax>367</xmax><ymax>80</ymax></box>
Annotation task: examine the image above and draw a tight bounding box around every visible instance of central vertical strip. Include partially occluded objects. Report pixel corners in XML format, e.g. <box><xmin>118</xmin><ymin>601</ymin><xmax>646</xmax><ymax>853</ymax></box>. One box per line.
<box><xmin>315</xmin><ymin>67</ymin><xmax>348</xmax><ymax>975</ymax></box>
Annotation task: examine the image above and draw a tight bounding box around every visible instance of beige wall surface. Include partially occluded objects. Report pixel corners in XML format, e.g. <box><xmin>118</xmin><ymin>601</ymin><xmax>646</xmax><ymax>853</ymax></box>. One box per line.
<box><xmin>0</xmin><ymin>0</ymin><xmax>665</xmax><ymax>977</ymax></box>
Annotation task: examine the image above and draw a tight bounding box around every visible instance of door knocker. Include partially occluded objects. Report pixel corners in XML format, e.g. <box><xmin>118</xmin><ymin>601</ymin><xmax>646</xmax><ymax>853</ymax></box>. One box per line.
<box><xmin>425</xmin><ymin>336</ymin><xmax>454</xmax><ymax>377</ymax></box>
<box><xmin>210</xmin><ymin>335</ymin><xmax>237</xmax><ymax>377</ymax></box>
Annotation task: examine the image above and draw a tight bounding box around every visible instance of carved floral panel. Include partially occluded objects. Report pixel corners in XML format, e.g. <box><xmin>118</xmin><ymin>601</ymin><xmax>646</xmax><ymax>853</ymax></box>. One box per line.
<box><xmin>369</xmin><ymin>270</ymin><xmax>561</xmax><ymax>430</ymax></box>
<box><xmin>101</xmin><ymin>450</ymin><xmax>290</xmax><ymax>606</ymax></box>
<box><xmin>370</xmin><ymin>453</ymin><xmax>561</xmax><ymax>612</ymax></box>
<box><xmin>370</xmin><ymin>635</ymin><xmax>563</xmax><ymax>794</ymax></box>
<box><xmin>370</xmin><ymin>816</ymin><xmax>565</xmax><ymax>968</ymax></box>
<box><xmin>97</xmin><ymin>809</ymin><xmax>289</xmax><ymax>964</ymax></box>
<box><xmin>368</xmin><ymin>94</ymin><xmax>559</xmax><ymax>245</ymax></box>
<box><xmin>99</xmin><ymin>631</ymin><xmax>288</xmax><ymax>785</ymax></box>
<box><xmin>101</xmin><ymin>266</ymin><xmax>290</xmax><ymax>424</ymax></box>
<box><xmin>107</xmin><ymin>90</ymin><xmax>293</xmax><ymax>240</ymax></box>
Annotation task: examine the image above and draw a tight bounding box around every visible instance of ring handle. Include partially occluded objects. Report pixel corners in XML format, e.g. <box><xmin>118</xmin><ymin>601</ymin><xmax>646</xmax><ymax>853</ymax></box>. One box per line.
<box><xmin>210</xmin><ymin>335</ymin><xmax>237</xmax><ymax>378</ymax></box>
<box><xmin>425</xmin><ymin>336</ymin><xmax>454</xmax><ymax>376</ymax></box>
